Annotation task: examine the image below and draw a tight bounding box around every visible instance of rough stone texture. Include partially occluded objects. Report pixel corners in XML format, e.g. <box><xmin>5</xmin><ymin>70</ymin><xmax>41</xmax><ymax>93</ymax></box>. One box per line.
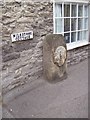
<box><xmin>0</xmin><ymin>2</ymin><xmax>2</xmax><ymax>117</ymax></box>
<box><xmin>67</xmin><ymin>45</ymin><xmax>89</xmax><ymax>66</ymax></box>
<box><xmin>2</xmin><ymin>52</ymin><xmax>20</xmax><ymax>62</ymax></box>
<box><xmin>53</xmin><ymin>46</ymin><xmax>66</xmax><ymax>67</ymax></box>
<box><xmin>1</xmin><ymin>1</ymin><xmax>53</xmax><ymax>94</ymax></box>
<box><xmin>43</xmin><ymin>34</ymin><xmax>67</xmax><ymax>81</ymax></box>
<box><xmin>1</xmin><ymin>1</ymin><xmax>89</xmax><ymax>93</ymax></box>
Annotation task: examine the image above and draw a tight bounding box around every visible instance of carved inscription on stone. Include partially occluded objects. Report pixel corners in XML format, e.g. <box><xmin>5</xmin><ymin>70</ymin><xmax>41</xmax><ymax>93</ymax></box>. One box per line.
<box><xmin>53</xmin><ymin>46</ymin><xmax>66</xmax><ymax>67</ymax></box>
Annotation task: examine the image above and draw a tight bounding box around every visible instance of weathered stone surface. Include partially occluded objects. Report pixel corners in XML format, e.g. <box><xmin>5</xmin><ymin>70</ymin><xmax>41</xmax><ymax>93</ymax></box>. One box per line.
<box><xmin>14</xmin><ymin>0</ymin><xmax>21</xmax><ymax>2</ymax></box>
<box><xmin>43</xmin><ymin>34</ymin><xmax>67</xmax><ymax>81</ymax></box>
<box><xmin>2</xmin><ymin>44</ymin><xmax>14</xmax><ymax>55</ymax></box>
<box><xmin>53</xmin><ymin>46</ymin><xmax>66</xmax><ymax>67</ymax></box>
<box><xmin>35</xmin><ymin>41</ymin><xmax>43</xmax><ymax>48</ymax></box>
<box><xmin>3</xmin><ymin>19</ymin><xmax>16</xmax><ymax>25</ymax></box>
<box><xmin>17</xmin><ymin>17</ymin><xmax>34</xmax><ymax>23</ymax></box>
<box><xmin>2</xmin><ymin>52</ymin><xmax>20</xmax><ymax>62</ymax></box>
<box><xmin>14</xmin><ymin>68</ymin><xmax>22</xmax><ymax>78</ymax></box>
<box><xmin>2</xmin><ymin>12</ymin><xmax>11</xmax><ymax>18</ymax></box>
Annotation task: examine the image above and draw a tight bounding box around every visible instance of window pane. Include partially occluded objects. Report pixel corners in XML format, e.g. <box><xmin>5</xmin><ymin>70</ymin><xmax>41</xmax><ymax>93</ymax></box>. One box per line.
<box><xmin>55</xmin><ymin>18</ymin><xmax>62</xmax><ymax>33</ymax></box>
<box><xmin>64</xmin><ymin>4</ymin><xmax>70</xmax><ymax>17</ymax></box>
<box><xmin>64</xmin><ymin>33</ymin><xmax>70</xmax><ymax>43</ymax></box>
<box><xmin>78</xmin><ymin>18</ymin><xmax>83</xmax><ymax>30</ymax></box>
<box><xmin>64</xmin><ymin>18</ymin><xmax>70</xmax><ymax>32</ymax></box>
<box><xmin>83</xmin><ymin>31</ymin><xmax>88</xmax><ymax>40</ymax></box>
<box><xmin>84</xmin><ymin>6</ymin><xmax>88</xmax><ymax>17</ymax></box>
<box><xmin>71</xmin><ymin>5</ymin><xmax>76</xmax><ymax>17</ymax></box>
<box><xmin>84</xmin><ymin>18</ymin><xmax>88</xmax><ymax>29</ymax></box>
<box><xmin>55</xmin><ymin>4</ymin><xmax>62</xmax><ymax>17</ymax></box>
<box><xmin>78</xmin><ymin>5</ymin><xmax>83</xmax><ymax>17</ymax></box>
<box><xmin>71</xmin><ymin>32</ymin><xmax>76</xmax><ymax>42</ymax></box>
<box><xmin>78</xmin><ymin>31</ymin><xmax>83</xmax><ymax>40</ymax></box>
<box><xmin>71</xmin><ymin>18</ymin><xmax>77</xmax><ymax>31</ymax></box>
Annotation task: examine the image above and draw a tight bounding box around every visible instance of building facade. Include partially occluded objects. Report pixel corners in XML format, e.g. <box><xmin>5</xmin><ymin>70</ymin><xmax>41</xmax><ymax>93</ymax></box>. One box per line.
<box><xmin>1</xmin><ymin>0</ymin><xmax>90</xmax><ymax>93</ymax></box>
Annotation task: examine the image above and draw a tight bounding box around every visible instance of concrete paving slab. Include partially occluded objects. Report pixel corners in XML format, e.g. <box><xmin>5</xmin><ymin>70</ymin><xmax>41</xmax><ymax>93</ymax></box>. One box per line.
<box><xmin>2</xmin><ymin>59</ymin><xmax>88</xmax><ymax>118</ymax></box>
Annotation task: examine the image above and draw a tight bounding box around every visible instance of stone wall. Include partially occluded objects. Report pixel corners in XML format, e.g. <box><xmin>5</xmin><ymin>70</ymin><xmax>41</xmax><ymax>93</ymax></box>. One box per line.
<box><xmin>67</xmin><ymin>45</ymin><xmax>89</xmax><ymax>66</ymax></box>
<box><xmin>2</xmin><ymin>1</ymin><xmax>53</xmax><ymax>93</ymax></box>
<box><xmin>1</xmin><ymin>1</ymin><xmax>89</xmax><ymax>93</ymax></box>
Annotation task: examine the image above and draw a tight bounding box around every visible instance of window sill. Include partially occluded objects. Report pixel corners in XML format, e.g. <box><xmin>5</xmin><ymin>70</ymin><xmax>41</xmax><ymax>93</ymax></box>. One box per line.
<box><xmin>67</xmin><ymin>41</ymin><xmax>89</xmax><ymax>50</ymax></box>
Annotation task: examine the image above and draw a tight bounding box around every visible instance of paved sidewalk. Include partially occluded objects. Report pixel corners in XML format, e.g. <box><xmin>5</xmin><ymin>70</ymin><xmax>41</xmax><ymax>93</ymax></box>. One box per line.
<box><xmin>2</xmin><ymin>59</ymin><xmax>88</xmax><ymax>118</ymax></box>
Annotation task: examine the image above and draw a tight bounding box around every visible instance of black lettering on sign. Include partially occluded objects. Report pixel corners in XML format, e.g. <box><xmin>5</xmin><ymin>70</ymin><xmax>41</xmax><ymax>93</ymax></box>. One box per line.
<box><xmin>11</xmin><ymin>31</ymin><xmax>33</xmax><ymax>42</ymax></box>
<box><xmin>19</xmin><ymin>33</ymin><xmax>22</xmax><ymax>40</ymax></box>
<box><xmin>13</xmin><ymin>34</ymin><xmax>15</xmax><ymax>37</ymax></box>
<box><xmin>16</xmin><ymin>34</ymin><xmax>19</xmax><ymax>41</ymax></box>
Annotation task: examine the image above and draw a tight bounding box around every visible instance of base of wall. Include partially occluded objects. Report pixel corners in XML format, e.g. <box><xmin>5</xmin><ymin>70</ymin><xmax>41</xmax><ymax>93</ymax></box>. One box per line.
<box><xmin>67</xmin><ymin>44</ymin><xmax>89</xmax><ymax>66</ymax></box>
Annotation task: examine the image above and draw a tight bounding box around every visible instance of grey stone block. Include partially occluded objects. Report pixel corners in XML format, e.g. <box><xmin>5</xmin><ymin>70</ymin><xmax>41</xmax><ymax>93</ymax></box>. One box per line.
<box><xmin>43</xmin><ymin>34</ymin><xmax>67</xmax><ymax>82</ymax></box>
<box><xmin>2</xmin><ymin>52</ymin><xmax>20</xmax><ymax>62</ymax></box>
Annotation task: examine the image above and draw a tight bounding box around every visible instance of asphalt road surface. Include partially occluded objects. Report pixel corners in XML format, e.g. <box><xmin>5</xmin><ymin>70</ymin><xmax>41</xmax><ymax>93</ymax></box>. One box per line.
<box><xmin>2</xmin><ymin>59</ymin><xmax>88</xmax><ymax>118</ymax></box>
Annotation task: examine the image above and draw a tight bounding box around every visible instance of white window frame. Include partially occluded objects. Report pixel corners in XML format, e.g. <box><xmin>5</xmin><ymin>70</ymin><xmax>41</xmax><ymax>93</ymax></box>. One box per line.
<box><xmin>53</xmin><ymin>1</ymin><xmax>89</xmax><ymax>50</ymax></box>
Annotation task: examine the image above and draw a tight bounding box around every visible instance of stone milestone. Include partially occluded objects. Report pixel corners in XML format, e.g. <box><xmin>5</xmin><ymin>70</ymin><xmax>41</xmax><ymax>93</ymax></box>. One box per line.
<box><xmin>43</xmin><ymin>34</ymin><xmax>67</xmax><ymax>82</ymax></box>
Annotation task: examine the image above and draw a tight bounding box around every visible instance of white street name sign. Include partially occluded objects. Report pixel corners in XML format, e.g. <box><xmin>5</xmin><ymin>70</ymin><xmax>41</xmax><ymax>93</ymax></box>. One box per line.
<box><xmin>11</xmin><ymin>31</ymin><xmax>33</xmax><ymax>42</ymax></box>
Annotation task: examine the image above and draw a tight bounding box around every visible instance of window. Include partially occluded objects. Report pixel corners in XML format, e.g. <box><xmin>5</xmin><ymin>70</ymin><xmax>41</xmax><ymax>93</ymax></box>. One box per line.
<box><xmin>53</xmin><ymin>2</ymin><xmax>89</xmax><ymax>50</ymax></box>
